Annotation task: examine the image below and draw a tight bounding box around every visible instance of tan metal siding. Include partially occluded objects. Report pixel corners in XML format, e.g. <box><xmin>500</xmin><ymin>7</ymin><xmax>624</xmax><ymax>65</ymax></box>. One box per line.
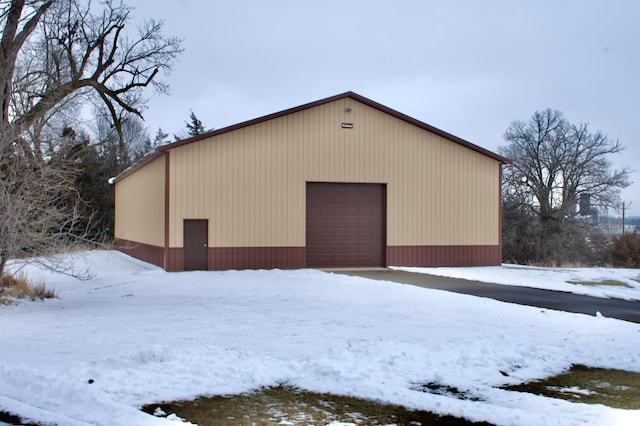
<box><xmin>167</xmin><ymin>98</ymin><xmax>500</xmax><ymax>248</ymax></box>
<box><xmin>114</xmin><ymin>155</ymin><xmax>165</xmax><ymax>247</ymax></box>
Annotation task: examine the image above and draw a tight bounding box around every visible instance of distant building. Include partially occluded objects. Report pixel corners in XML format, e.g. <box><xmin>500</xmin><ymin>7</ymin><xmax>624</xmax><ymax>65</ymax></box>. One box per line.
<box><xmin>579</xmin><ymin>194</ymin><xmax>591</xmax><ymax>215</ymax></box>
<box><xmin>578</xmin><ymin>194</ymin><xmax>599</xmax><ymax>224</ymax></box>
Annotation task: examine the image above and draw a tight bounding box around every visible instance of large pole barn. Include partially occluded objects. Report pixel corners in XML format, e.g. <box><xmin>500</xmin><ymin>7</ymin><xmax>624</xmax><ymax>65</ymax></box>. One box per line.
<box><xmin>113</xmin><ymin>92</ymin><xmax>508</xmax><ymax>271</ymax></box>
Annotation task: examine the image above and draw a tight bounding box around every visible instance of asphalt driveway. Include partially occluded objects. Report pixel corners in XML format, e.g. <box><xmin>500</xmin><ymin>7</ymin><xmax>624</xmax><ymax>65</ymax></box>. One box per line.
<box><xmin>334</xmin><ymin>269</ymin><xmax>640</xmax><ymax>323</ymax></box>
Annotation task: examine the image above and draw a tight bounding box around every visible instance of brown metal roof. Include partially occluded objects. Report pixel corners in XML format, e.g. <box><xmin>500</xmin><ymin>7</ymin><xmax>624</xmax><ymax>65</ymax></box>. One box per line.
<box><xmin>114</xmin><ymin>91</ymin><xmax>509</xmax><ymax>183</ymax></box>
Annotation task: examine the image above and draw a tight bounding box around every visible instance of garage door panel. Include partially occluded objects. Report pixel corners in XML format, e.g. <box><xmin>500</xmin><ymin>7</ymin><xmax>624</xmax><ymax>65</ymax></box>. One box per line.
<box><xmin>306</xmin><ymin>182</ymin><xmax>386</xmax><ymax>268</ymax></box>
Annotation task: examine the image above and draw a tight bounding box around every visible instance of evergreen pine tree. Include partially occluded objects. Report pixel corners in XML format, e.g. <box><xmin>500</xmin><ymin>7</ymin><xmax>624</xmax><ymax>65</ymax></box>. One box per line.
<box><xmin>185</xmin><ymin>111</ymin><xmax>206</xmax><ymax>137</ymax></box>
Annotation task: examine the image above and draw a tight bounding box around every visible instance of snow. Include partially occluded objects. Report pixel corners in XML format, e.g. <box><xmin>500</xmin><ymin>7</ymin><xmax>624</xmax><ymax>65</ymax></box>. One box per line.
<box><xmin>0</xmin><ymin>251</ymin><xmax>639</xmax><ymax>426</ymax></box>
<box><xmin>393</xmin><ymin>264</ymin><xmax>640</xmax><ymax>300</ymax></box>
<box><xmin>546</xmin><ymin>386</ymin><xmax>597</xmax><ymax>397</ymax></box>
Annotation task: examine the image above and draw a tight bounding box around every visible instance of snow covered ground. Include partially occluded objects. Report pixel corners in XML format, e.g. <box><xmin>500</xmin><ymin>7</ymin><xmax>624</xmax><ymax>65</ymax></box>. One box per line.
<box><xmin>1</xmin><ymin>251</ymin><xmax>639</xmax><ymax>426</ymax></box>
<box><xmin>394</xmin><ymin>265</ymin><xmax>640</xmax><ymax>301</ymax></box>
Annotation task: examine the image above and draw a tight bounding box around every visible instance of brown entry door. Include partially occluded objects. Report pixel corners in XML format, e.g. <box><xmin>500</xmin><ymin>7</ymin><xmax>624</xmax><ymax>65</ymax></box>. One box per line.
<box><xmin>306</xmin><ymin>182</ymin><xmax>386</xmax><ymax>268</ymax></box>
<box><xmin>184</xmin><ymin>219</ymin><xmax>208</xmax><ymax>271</ymax></box>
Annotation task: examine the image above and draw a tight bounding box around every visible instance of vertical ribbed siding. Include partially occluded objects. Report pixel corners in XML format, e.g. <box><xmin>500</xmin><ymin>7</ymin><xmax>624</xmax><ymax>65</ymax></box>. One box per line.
<box><xmin>387</xmin><ymin>245</ymin><xmax>501</xmax><ymax>266</ymax></box>
<box><xmin>167</xmin><ymin>97</ymin><xmax>500</xmax><ymax>251</ymax></box>
<box><xmin>114</xmin><ymin>239</ymin><xmax>164</xmax><ymax>268</ymax></box>
<box><xmin>209</xmin><ymin>247</ymin><xmax>306</xmax><ymax>270</ymax></box>
<box><xmin>114</xmin><ymin>155</ymin><xmax>165</xmax><ymax>247</ymax></box>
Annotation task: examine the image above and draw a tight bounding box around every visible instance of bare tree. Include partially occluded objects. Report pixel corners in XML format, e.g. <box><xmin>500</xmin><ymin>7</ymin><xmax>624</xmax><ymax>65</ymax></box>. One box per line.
<box><xmin>0</xmin><ymin>0</ymin><xmax>181</xmax><ymax>277</ymax></box>
<box><xmin>500</xmin><ymin>109</ymin><xmax>631</xmax><ymax>263</ymax></box>
<box><xmin>0</xmin><ymin>126</ymin><xmax>87</xmax><ymax>279</ymax></box>
<box><xmin>3</xmin><ymin>0</ymin><xmax>181</xmax><ymax>158</ymax></box>
<box><xmin>93</xmin><ymin>104</ymin><xmax>149</xmax><ymax>171</ymax></box>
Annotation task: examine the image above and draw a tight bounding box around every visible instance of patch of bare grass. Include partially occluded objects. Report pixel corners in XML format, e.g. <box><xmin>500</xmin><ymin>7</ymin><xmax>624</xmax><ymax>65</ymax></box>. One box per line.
<box><xmin>143</xmin><ymin>385</ymin><xmax>493</xmax><ymax>425</ymax></box>
<box><xmin>412</xmin><ymin>382</ymin><xmax>483</xmax><ymax>402</ymax></box>
<box><xmin>0</xmin><ymin>274</ymin><xmax>56</xmax><ymax>304</ymax></box>
<box><xmin>566</xmin><ymin>279</ymin><xmax>632</xmax><ymax>287</ymax></box>
<box><xmin>504</xmin><ymin>365</ymin><xmax>640</xmax><ymax>409</ymax></box>
<box><xmin>0</xmin><ymin>410</ymin><xmax>40</xmax><ymax>426</ymax></box>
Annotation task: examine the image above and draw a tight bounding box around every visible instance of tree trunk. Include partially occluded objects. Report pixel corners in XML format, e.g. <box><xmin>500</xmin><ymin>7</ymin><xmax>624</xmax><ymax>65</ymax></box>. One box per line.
<box><xmin>0</xmin><ymin>1</ymin><xmax>54</xmax><ymax>126</ymax></box>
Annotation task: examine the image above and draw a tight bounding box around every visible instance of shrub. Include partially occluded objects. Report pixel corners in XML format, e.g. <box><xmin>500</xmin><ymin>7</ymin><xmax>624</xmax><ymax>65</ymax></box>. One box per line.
<box><xmin>0</xmin><ymin>275</ymin><xmax>30</xmax><ymax>299</ymax></box>
<box><xmin>30</xmin><ymin>283</ymin><xmax>57</xmax><ymax>300</ymax></box>
<box><xmin>0</xmin><ymin>274</ymin><xmax>57</xmax><ymax>304</ymax></box>
<box><xmin>608</xmin><ymin>233</ymin><xmax>640</xmax><ymax>268</ymax></box>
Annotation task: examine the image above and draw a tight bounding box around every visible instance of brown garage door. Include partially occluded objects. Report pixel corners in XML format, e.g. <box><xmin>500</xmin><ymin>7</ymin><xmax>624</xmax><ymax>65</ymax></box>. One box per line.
<box><xmin>306</xmin><ymin>182</ymin><xmax>386</xmax><ymax>268</ymax></box>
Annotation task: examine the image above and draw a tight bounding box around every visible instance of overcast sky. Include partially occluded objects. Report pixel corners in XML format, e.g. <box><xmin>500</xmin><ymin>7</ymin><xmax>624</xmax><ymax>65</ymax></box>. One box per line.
<box><xmin>132</xmin><ymin>0</ymin><xmax>639</xmax><ymax>215</ymax></box>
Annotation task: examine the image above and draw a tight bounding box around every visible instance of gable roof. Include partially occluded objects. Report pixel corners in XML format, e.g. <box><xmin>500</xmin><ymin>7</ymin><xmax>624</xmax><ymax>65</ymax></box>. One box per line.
<box><xmin>114</xmin><ymin>91</ymin><xmax>509</xmax><ymax>183</ymax></box>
